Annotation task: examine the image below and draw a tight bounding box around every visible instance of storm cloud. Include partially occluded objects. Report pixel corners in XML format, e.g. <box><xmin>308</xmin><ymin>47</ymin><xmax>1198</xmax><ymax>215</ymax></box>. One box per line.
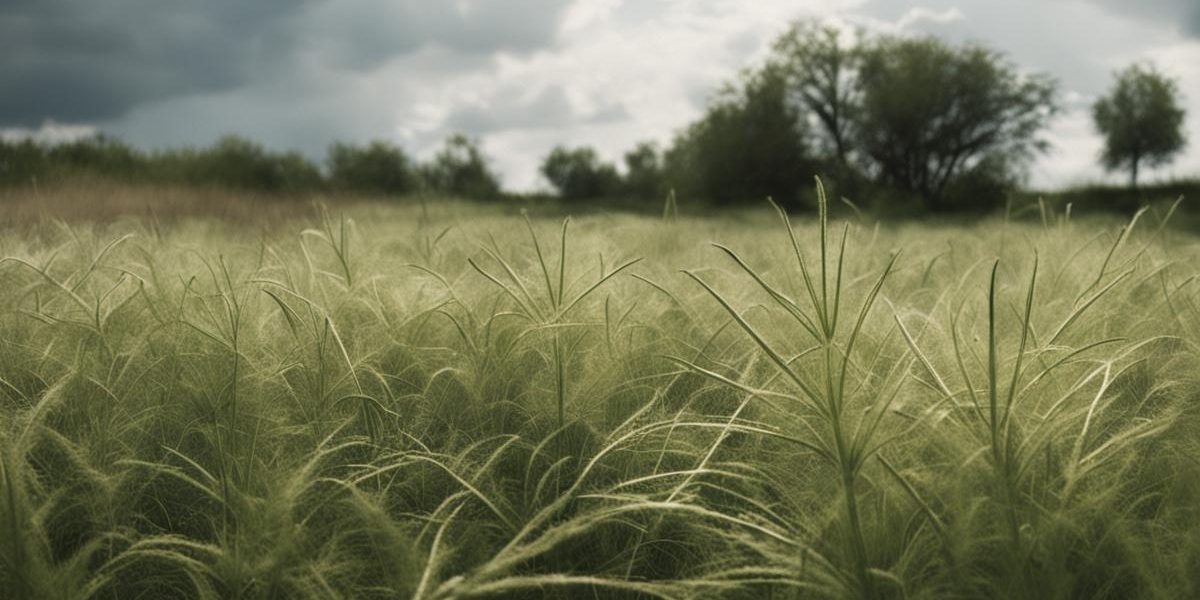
<box><xmin>0</xmin><ymin>0</ymin><xmax>568</xmax><ymax>126</ymax></box>
<box><xmin>2</xmin><ymin>0</ymin><xmax>1197</xmax><ymax>189</ymax></box>
<box><xmin>1</xmin><ymin>0</ymin><xmax>302</xmax><ymax>124</ymax></box>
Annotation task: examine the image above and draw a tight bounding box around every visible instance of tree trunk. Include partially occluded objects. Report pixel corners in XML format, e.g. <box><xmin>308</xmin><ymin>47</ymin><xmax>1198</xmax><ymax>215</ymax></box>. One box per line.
<box><xmin>833</xmin><ymin>133</ymin><xmax>847</xmax><ymax>168</ymax></box>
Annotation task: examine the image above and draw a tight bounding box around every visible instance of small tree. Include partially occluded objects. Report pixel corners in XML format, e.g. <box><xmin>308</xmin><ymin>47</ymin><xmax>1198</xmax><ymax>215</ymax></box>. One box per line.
<box><xmin>622</xmin><ymin>141</ymin><xmax>664</xmax><ymax>200</ymax></box>
<box><xmin>421</xmin><ymin>134</ymin><xmax>502</xmax><ymax>199</ymax></box>
<box><xmin>664</xmin><ymin>65</ymin><xmax>818</xmax><ymax>209</ymax></box>
<box><xmin>327</xmin><ymin>140</ymin><xmax>417</xmax><ymax>196</ymax></box>
<box><xmin>540</xmin><ymin>146</ymin><xmax>621</xmax><ymax>201</ymax></box>
<box><xmin>1093</xmin><ymin>63</ymin><xmax>1187</xmax><ymax>189</ymax></box>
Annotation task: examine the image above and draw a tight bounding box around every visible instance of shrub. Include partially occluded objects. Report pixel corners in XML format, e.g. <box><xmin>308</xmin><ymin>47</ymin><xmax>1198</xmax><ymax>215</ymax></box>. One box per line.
<box><xmin>621</xmin><ymin>141</ymin><xmax>666</xmax><ymax>201</ymax></box>
<box><xmin>420</xmin><ymin>134</ymin><xmax>502</xmax><ymax>200</ymax></box>
<box><xmin>540</xmin><ymin>145</ymin><xmax>622</xmax><ymax>201</ymax></box>
<box><xmin>145</xmin><ymin>136</ymin><xmax>317</xmax><ymax>193</ymax></box>
<box><xmin>327</xmin><ymin>140</ymin><xmax>418</xmax><ymax>196</ymax></box>
<box><xmin>664</xmin><ymin>65</ymin><xmax>820</xmax><ymax>209</ymax></box>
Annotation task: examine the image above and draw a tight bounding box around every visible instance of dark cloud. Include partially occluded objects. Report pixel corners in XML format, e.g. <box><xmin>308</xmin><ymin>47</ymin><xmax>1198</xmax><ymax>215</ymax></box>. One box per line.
<box><xmin>0</xmin><ymin>0</ymin><xmax>569</xmax><ymax>126</ymax></box>
<box><xmin>296</xmin><ymin>0</ymin><xmax>568</xmax><ymax>70</ymax></box>
<box><xmin>0</xmin><ymin>0</ymin><xmax>303</xmax><ymax>124</ymax></box>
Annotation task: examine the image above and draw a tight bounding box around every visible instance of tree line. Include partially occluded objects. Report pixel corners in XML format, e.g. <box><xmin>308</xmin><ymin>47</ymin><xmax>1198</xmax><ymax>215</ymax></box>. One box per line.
<box><xmin>540</xmin><ymin>21</ymin><xmax>1189</xmax><ymax>212</ymax></box>
<box><xmin>0</xmin><ymin>20</ymin><xmax>1189</xmax><ymax>212</ymax></box>
<box><xmin>0</xmin><ymin>132</ymin><xmax>503</xmax><ymax>199</ymax></box>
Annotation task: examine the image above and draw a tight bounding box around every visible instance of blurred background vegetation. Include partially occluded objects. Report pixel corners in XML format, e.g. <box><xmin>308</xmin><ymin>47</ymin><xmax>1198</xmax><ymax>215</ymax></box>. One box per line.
<box><xmin>1</xmin><ymin>20</ymin><xmax>1193</xmax><ymax>218</ymax></box>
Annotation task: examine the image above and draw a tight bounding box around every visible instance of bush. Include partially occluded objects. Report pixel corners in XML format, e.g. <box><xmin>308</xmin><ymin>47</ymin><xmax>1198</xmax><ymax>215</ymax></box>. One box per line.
<box><xmin>48</xmin><ymin>135</ymin><xmax>145</xmax><ymax>180</ymax></box>
<box><xmin>540</xmin><ymin>146</ymin><xmax>622</xmax><ymax>202</ymax></box>
<box><xmin>621</xmin><ymin>141</ymin><xmax>666</xmax><ymax>201</ymax></box>
<box><xmin>1</xmin><ymin>134</ymin><xmax>325</xmax><ymax>194</ymax></box>
<box><xmin>664</xmin><ymin>65</ymin><xmax>820</xmax><ymax>209</ymax></box>
<box><xmin>420</xmin><ymin>134</ymin><xmax>502</xmax><ymax>199</ymax></box>
<box><xmin>159</xmin><ymin>135</ymin><xmax>323</xmax><ymax>193</ymax></box>
<box><xmin>1</xmin><ymin>135</ymin><xmax>146</xmax><ymax>187</ymax></box>
<box><xmin>1015</xmin><ymin>178</ymin><xmax>1200</xmax><ymax>217</ymax></box>
<box><xmin>327</xmin><ymin>140</ymin><xmax>418</xmax><ymax>196</ymax></box>
<box><xmin>0</xmin><ymin>138</ymin><xmax>54</xmax><ymax>186</ymax></box>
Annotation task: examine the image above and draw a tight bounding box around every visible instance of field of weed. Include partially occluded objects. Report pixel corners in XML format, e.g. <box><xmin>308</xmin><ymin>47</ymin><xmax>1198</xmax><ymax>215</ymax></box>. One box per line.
<box><xmin>1</xmin><ymin>184</ymin><xmax>1198</xmax><ymax>599</ymax></box>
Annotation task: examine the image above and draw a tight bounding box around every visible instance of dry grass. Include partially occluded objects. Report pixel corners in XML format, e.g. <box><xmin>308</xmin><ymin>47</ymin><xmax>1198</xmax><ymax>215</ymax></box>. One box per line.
<box><xmin>0</xmin><ymin>179</ymin><xmax>335</xmax><ymax>226</ymax></box>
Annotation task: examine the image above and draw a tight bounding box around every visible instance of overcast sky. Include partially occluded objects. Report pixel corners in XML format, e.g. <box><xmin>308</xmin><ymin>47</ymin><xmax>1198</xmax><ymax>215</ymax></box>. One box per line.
<box><xmin>3</xmin><ymin>0</ymin><xmax>1198</xmax><ymax>191</ymax></box>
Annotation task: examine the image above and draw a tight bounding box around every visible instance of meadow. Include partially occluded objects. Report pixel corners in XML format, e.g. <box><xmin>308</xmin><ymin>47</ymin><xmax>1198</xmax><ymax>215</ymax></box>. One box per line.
<box><xmin>1</xmin><ymin>182</ymin><xmax>1198</xmax><ymax>599</ymax></box>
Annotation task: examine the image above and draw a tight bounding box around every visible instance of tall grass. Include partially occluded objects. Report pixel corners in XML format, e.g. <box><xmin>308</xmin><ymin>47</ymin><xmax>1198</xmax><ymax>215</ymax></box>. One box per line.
<box><xmin>0</xmin><ymin>184</ymin><xmax>1197</xmax><ymax>598</ymax></box>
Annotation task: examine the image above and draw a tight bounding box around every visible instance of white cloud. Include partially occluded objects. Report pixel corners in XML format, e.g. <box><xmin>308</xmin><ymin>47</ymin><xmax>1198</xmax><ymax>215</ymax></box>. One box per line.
<box><xmin>408</xmin><ymin>0</ymin><xmax>865</xmax><ymax>190</ymax></box>
<box><xmin>0</xmin><ymin>120</ymin><xmax>97</xmax><ymax>144</ymax></box>
<box><xmin>895</xmin><ymin>7</ymin><xmax>965</xmax><ymax>30</ymax></box>
<box><xmin>1033</xmin><ymin>104</ymin><xmax>1105</xmax><ymax>188</ymax></box>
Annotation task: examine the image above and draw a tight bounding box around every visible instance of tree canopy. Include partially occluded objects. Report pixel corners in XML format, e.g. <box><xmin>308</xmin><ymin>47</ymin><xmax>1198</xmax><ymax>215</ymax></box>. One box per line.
<box><xmin>1093</xmin><ymin>63</ymin><xmax>1187</xmax><ymax>188</ymax></box>
<box><xmin>853</xmin><ymin>36</ymin><xmax>1058</xmax><ymax>209</ymax></box>
<box><xmin>664</xmin><ymin>65</ymin><xmax>818</xmax><ymax>209</ymax></box>
<box><xmin>540</xmin><ymin>146</ymin><xmax>622</xmax><ymax>201</ymax></box>
<box><xmin>421</xmin><ymin>134</ymin><xmax>502</xmax><ymax>199</ymax></box>
<box><xmin>771</xmin><ymin>21</ymin><xmax>860</xmax><ymax>169</ymax></box>
<box><xmin>657</xmin><ymin>22</ymin><xmax>1061</xmax><ymax>211</ymax></box>
<box><xmin>327</xmin><ymin>140</ymin><xmax>418</xmax><ymax>195</ymax></box>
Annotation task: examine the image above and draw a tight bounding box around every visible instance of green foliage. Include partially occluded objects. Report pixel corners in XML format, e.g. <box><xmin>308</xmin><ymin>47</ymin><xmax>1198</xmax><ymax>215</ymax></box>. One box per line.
<box><xmin>159</xmin><ymin>135</ymin><xmax>324</xmax><ymax>193</ymax></box>
<box><xmin>540</xmin><ymin>145</ymin><xmax>622</xmax><ymax>201</ymax></box>
<box><xmin>854</xmin><ymin>35</ymin><xmax>1058</xmax><ymax>210</ymax></box>
<box><xmin>0</xmin><ymin>133</ymin><xmax>505</xmax><ymax>202</ymax></box>
<box><xmin>1094</xmin><ymin>63</ymin><xmax>1188</xmax><ymax>188</ymax></box>
<box><xmin>0</xmin><ymin>134</ymin><xmax>324</xmax><ymax>194</ymax></box>
<box><xmin>685</xmin><ymin>180</ymin><xmax>898</xmax><ymax>596</ymax></box>
<box><xmin>665</xmin><ymin>65</ymin><xmax>820</xmax><ymax>209</ymax></box>
<box><xmin>327</xmin><ymin>140</ymin><xmax>418</xmax><ymax>196</ymax></box>
<box><xmin>0</xmin><ymin>139</ymin><xmax>43</xmax><ymax>186</ymax></box>
<box><xmin>652</xmin><ymin>21</ymin><xmax>1061</xmax><ymax>212</ymax></box>
<box><xmin>419</xmin><ymin>133</ymin><xmax>502</xmax><ymax>200</ymax></box>
<box><xmin>47</xmin><ymin>135</ymin><xmax>145</xmax><ymax>179</ymax></box>
<box><xmin>1</xmin><ymin>135</ymin><xmax>145</xmax><ymax>187</ymax></box>
<box><xmin>772</xmin><ymin>20</ymin><xmax>860</xmax><ymax>168</ymax></box>
<box><xmin>621</xmin><ymin>141</ymin><xmax>665</xmax><ymax>201</ymax></box>
<box><xmin>1010</xmin><ymin>179</ymin><xmax>1197</xmax><ymax>228</ymax></box>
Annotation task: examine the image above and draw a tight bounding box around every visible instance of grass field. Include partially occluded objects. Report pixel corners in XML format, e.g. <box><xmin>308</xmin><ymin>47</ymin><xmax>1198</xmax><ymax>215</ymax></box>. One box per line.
<box><xmin>1</xmin><ymin>183</ymin><xmax>1198</xmax><ymax>599</ymax></box>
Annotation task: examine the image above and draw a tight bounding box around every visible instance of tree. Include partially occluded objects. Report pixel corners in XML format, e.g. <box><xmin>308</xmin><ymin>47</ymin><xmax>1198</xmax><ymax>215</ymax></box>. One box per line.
<box><xmin>161</xmin><ymin>135</ymin><xmax>323</xmax><ymax>192</ymax></box>
<box><xmin>664</xmin><ymin>65</ymin><xmax>818</xmax><ymax>209</ymax></box>
<box><xmin>1093</xmin><ymin>63</ymin><xmax>1187</xmax><ymax>189</ymax></box>
<box><xmin>49</xmin><ymin>134</ymin><xmax>144</xmax><ymax>180</ymax></box>
<box><xmin>421</xmin><ymin>134</ymin><xmax>502</xmax><ymax>199</ymax></box>
<box><xmin>327</xmin><ymin>140</ymin><xmax>417</xmax><ymax>196</ymax></box>
<box><xmin>772</xmin><ymin>20</ymin><xmax>860</xmax><ymax>168</ymax></box>
<box><xmin>540</xmin><ymin>145</ymin><xmax>621</xmax><ymax>201</ymax></box>
<box><xmin>854</xmin><ymin>36</ymin><xmax>1058</xmax><ymax>210</ymax></box>
<box><xmin>622</xmin><ymin>141</ymin><xmax>664</xmax><ymax>200</ymax></box>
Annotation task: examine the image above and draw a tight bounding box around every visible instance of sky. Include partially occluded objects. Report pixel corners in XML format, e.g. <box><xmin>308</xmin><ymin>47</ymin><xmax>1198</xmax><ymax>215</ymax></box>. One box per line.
<box><xmin>3</xmin><ymin>0</ymin><xmax>1199</xmax><ymax>191</ymax></box>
